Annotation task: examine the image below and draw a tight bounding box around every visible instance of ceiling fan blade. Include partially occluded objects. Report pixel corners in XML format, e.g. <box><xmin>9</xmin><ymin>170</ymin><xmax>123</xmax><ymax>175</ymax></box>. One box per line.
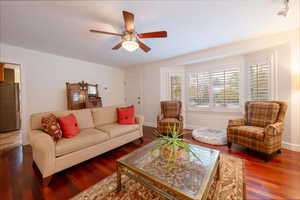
<box><xmin>138</xmin><ymin>31</ymin><xmax>167</xmax><ymax>38</ymax></box>
<box><xmin>137</xmin><ymin>40</ymin><xmax>151</xmax><ymax>52</ymax></box>
<box><xmin>112</xmin><ymin>42</ymin><xmax>123</xmax><ymax>50</ymax></box>
<box><xmin>122</xmin><ymin>11</ymin><xmax>134</xmax><ymax>32</ymax></box>
<box><xmin>90</xmin><ymin>29</ymin><xmax>123</xmax><ymax>37</ymax></box>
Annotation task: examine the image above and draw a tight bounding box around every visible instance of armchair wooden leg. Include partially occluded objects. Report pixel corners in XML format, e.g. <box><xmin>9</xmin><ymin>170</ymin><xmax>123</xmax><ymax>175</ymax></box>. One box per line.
<box><xmin>277</xmin><ymin>149</ymin><xmax>282</xmax><ymax>154</ymax></box>
<box><xmin>32</xmin><ymin>161</ymin><xmax>36</xmax><ymax>168</ymax></box>
<box><xmin>139</xmin><ymin>138</ymin><xmax>144</xmax><ymax>143</ymax></box>
<box><xmin>43</xmin><ymin>176</ymin><xmax>53</xmax><ymax>186</ymax></box>
<box><xmin>264</xmin><ymin>154</ymin><xmax>272</xmax><ymax>162</ymax></box>
<box><xmin>227</xmin><ymin>142</ymin><xmax>232</xmax><ymax>149</ymax></box>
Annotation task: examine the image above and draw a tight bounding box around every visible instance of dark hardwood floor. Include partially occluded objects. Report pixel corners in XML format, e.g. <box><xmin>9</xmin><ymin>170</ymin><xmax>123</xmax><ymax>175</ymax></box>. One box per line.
<box><xmin>0</xmin><ymin>126</ymin><xmax>300</xmax><ymax>200</ymax></box>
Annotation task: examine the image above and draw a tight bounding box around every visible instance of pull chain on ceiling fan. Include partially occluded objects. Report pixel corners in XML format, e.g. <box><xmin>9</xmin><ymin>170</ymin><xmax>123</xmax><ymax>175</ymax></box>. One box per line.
<box><xmin>90</xmin><ymin>11</ymin><xmax>167</xmax><ymax>52</ymax></box>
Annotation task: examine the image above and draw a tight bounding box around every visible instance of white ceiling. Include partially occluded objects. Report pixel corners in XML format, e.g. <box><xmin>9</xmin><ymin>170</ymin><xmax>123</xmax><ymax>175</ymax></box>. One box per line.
<box><xmin>0</xmin><ymin>0</ymin><xmax>299</xmax><ymax>68</ymax></box>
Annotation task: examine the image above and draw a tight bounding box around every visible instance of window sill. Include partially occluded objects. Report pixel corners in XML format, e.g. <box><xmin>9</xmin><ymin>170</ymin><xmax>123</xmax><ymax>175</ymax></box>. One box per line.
<box><xmin>187</xmin><ymin>106</ymin><xmax>242</xmax><ymax>113</ymax></box>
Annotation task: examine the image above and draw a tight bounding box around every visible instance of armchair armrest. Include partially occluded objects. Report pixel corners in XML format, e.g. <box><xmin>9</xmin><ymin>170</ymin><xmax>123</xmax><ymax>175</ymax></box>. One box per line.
<box><xmin>29</xmin><ymin>130</ymin><xmax>55</xmax><ymax>177</ymax></box>
<box><xmin>135</xmin><ymin>115</ymin><xmax>144</xmax><ymax>137</ymax></box>
<box><xmin>179</xmin><ymin>115</ymin><xmax>184</xmax><ymax>122</ymax></box>
<box><xmin>157</xmin><ymin>114</ymin><xmax>164</xmax><ymax>122</ymax></box>
<box><xmin>265</xmin><ymin>122</ymin><xmax>283</xmax><ymax>137</ymax></box>
<box><xmin>228</xmin><ymin>119</ymin><xmax>245</xmax><ymax>128</ymax></box>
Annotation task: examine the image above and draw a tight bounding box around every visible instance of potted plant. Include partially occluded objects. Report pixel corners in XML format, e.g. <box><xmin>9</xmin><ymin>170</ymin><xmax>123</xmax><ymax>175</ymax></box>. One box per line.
<box><xmin>152</xmin><ymin>125</ymin><xmax>201</xmax><ymax>164</ymax></box>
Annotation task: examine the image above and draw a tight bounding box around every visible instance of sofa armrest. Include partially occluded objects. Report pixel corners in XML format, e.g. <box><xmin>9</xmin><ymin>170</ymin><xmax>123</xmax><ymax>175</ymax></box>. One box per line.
<box><xmin>135</xmin><ymin>115</ymin><xmax>144</xmax><ymax>126</ymax></box>
<box><xmin>29</xmin><ymin>130</ymin><xmax>56</xmax><ymax>177</ymax></box>
<box><xmin>265</xmin><ymin>122</ymin><xmax>283</xmax><ymax>137</ymax></box>
<box><xmin>228</xmin><ymin>119</ymin><xmax>245</xmax><ymax>128</ymax></box>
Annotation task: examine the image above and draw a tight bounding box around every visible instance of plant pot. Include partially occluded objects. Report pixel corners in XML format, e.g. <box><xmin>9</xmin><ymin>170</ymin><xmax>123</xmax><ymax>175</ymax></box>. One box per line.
<box><xmin>160</xmin><ymin>146</ymin><xmax>188</xmax><ymax>162</ymax></box>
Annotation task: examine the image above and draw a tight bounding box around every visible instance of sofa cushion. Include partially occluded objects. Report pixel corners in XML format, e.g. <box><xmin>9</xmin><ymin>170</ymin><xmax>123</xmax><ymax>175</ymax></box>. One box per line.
<box><xmin>228</xmin><ymin>126</ymin><xmax>265</xmax><ymax>141</ymax></box>
<box><xmin>159</xmin><ymin>118</ymin><xmax>180</xmax><ymax>123</ymax></box>
<box><xmin>55</xmin><ymin>128</ymin><xmax>109</xmax><ymax>157</ymax></box>
<box><xmin>96</xmin><ymin>123</ymin><xmax>139</xmax><ymax>139</ymax></box>
<box><xmin>247</xmin><ymin>102</ymin><xmax>280</xmax><ymax>127</ymax></box>
<box><xmin>92</xmin><ymin>106</ymin><xmax>118</xmax><ymax>126</ymax></box>
<box><xmin>71</xmin><ymin>109</ymin><xmax>94</xmax><ymax>129</ymax></box>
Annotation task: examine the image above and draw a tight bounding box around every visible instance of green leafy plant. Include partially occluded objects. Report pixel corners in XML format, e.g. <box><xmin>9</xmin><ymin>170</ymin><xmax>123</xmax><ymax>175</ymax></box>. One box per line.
<box><xmin>152</xmin><ymin>125</ymin><xmax>201</xmax><ymax>164</ymax></box>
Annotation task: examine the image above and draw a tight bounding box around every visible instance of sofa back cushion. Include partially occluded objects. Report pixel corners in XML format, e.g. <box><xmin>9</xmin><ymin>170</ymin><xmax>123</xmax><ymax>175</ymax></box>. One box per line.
<box><xmin>246</xmin><ymin>102</ymin><xmax>280</xmax><ymax>127</ymax></box>
<box><xmin>92</xmin><ymin>106</ymin><xmax>118</xmax><ymax>126</ymax></box>
<box><xmin>31</xmin><ymin>111</ymin><xmax>72</xmax><ymax>130</ymax></box>
<box><xmin>31</xmin><ymin>109</ymin><xmax>94</xmax><ymax>130</ymax></box>
<box><xmin>71</xmin><ymin>109</ymin><xmax>94</xmax><ymax>129</ymax></box>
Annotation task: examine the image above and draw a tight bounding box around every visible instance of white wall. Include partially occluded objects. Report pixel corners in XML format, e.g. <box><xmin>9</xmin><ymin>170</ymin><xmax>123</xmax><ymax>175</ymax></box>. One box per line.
<box><xmin>0</xmin><ymin>43</ymin><xmax>125</xmax><ymax>144</ymax></box>
<box><xmin>126</xmin><ymin>29</ymin><xmax>300</xmax><ymax>151</ymax></box>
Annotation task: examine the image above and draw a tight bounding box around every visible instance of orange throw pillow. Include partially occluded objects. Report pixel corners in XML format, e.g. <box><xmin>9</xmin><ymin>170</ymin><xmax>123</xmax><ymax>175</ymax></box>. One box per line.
<box><xmin>117</xmin><ymin>105</ymin><xmax>135</xmax><ymax>124</ymax></box>
<box><xmin>57</xmin><ymin>114</ymin><xmax>80</xmax><ymax>138</ymax></box>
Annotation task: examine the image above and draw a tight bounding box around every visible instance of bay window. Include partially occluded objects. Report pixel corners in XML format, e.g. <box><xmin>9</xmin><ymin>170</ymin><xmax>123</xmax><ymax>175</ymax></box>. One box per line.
<box><xmin>187</xmin><ymin>67</ymin><xmax>240</xmax><ymax>110</ymax></box>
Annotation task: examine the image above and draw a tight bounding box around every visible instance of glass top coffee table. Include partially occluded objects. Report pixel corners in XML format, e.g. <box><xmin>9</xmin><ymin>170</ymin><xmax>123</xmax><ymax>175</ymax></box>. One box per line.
<box><xmin>116</xmin><ymin>140</ymin><xmax>220</xmax><ymax>200</ymax></box>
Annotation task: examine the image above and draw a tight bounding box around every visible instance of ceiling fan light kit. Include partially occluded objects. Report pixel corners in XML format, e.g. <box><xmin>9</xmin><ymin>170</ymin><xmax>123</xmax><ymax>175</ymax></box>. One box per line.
<box><xmin>121</xmin><ymin>32</ymin><xmax>139</xmax><ymax>52</ymax></box>
<box><xmin>90</xmin><ymin>10</ymin><xmax>167</xmax><ymax>53</ymax></box>
<box><xmin>122</xmin><ymin>41</ymin><xmax>139</xmax><ymax>52</ymax></box>
<box><xmin>278</xmin><ymin>0</ymin><xmax>290</xmax><ymax>17</ymax></box>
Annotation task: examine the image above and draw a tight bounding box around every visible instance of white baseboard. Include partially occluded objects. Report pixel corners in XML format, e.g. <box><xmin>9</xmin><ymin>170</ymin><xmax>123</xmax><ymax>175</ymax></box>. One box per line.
<box><xmin>144</xmin><ymin>121</ymin><xmax>156</xmax><ymax>127</ymax></box>
<box><xmin>185</xmin><ymin>124</ymin><xmax>201</xmax><ymax>130</ymax></box>
<box><xmin>282</xmin><ymin>141</ymin><xmax>300</xmax><ymax>152</ymax></box>
<box><xmin>145</xmin><ymin>123</ymin><xmax>201</xmax><ymax>130</ymax></box>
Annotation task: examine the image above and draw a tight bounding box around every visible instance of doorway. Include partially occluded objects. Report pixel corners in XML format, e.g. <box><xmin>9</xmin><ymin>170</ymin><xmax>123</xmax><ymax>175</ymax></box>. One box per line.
<box><xmin>125</xmin><ymin>67</ymin><xmax>142</xmax><ymax>115</ymax></box>
<box><xmin>0</xmin><ymin>62</ymin><xmax>21</xmax><ymax>150</ymax></box>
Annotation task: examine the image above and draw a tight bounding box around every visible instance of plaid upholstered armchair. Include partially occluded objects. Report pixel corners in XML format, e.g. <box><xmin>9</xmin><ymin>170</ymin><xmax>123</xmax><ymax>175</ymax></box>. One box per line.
<box><xmin>227</xmin><ymin>101</ymin><xmax>288</xmax><ymax>161</ymax></box>
<box><xmin>157</xmin><ymin>101</ymin><xmax>183</xmax><ymax>135</ymax></box>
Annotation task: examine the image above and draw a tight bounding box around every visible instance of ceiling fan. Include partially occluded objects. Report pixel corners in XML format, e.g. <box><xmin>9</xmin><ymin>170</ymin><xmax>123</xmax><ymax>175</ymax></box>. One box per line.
<box><xmin>90</xmin><ymin>11</ymin><xmax>167</xmax><ymax>53</ymax></box>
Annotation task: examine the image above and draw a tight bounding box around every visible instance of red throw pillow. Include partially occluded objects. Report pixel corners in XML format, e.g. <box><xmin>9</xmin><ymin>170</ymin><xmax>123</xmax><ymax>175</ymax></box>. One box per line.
<box><xmin>57</xmin><ymin>114</ymin><xmax>80</xmax><ymax>138</ymax></box>
<box><xmin>117</xmin><ymin>105</ymin><xmax>135</xmax><ymax>124</ymax></box>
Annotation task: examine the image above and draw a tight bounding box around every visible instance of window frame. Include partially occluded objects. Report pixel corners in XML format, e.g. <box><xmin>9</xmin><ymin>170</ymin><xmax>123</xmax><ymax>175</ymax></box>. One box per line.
<box><xmin>186</xmin><ymin>62</ymin><xmax>244</xmax><ymax>112</ymax></box>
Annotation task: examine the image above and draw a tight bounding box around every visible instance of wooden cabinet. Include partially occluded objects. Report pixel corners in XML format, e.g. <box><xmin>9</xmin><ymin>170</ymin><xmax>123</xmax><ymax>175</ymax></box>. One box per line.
<box><xmin>0</xmin><ymin>63</ymin><xmax>4</xmax><ymax>82</ymax></box>
<box><xmin>66</xmin><ymin>81</ymin><xmax>102</xmax><ymax>110</ymax></box>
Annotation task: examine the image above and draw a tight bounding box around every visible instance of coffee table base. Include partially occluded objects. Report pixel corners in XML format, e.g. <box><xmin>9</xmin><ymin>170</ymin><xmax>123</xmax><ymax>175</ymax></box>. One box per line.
<box><xmin>116</xmin><ymin>160</ymin><xmax>220</xmax><ymax>200</ymax></box>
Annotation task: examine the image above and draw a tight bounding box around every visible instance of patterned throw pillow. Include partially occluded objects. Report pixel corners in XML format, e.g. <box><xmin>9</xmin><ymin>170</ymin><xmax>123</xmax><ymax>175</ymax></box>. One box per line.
<box><xmin>41</xmin><ymin>114</ymin><xmax>63</xmax><ymax>142</ymax></box>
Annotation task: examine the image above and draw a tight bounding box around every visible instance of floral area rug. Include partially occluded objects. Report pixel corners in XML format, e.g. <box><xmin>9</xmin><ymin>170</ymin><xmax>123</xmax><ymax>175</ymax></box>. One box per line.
<box><xmin>71</xmin><ymin>154</ymin><xmax>245</xmax><ymax>200</ymax></box>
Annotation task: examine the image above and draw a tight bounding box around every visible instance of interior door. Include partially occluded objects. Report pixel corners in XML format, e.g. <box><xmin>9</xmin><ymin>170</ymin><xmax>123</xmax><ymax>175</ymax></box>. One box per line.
<box><xmin>0</xmin><ymin>82</ymin><xmax>20</xmax><ymax>133</ymax></box>
<box><xmin>125</xmin><ymin>68</ymin><xmax>142</xmax><ymax>115</ymax></box>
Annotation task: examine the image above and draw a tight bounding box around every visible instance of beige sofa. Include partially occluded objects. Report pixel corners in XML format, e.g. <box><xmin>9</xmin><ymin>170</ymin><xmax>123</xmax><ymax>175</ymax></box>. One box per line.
<box><xmin>29</xmin><ymin>106</ymin><xmax>144</xmax><ymax>185</ymax></box>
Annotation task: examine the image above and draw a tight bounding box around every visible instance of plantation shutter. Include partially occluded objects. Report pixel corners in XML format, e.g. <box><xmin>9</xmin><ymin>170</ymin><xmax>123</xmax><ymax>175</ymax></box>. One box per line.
<box><xmin>211</xmin><ymin>69</ymin><xmax>239</xmax><ymax>107</ymax></box>
<box><xmin>188</xmin><ymin>72</ymin><xmax>209</xmax><ymax>107</ymax></box>
<box><xmin>248</xmin><ymin>62</ymin><xmax>269</xmax><ymax>101</ymax></box>
<box><xmin>170</xmin><ymin>76</ymin><xmax>181</xmax><ymax>101</ymax></box>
